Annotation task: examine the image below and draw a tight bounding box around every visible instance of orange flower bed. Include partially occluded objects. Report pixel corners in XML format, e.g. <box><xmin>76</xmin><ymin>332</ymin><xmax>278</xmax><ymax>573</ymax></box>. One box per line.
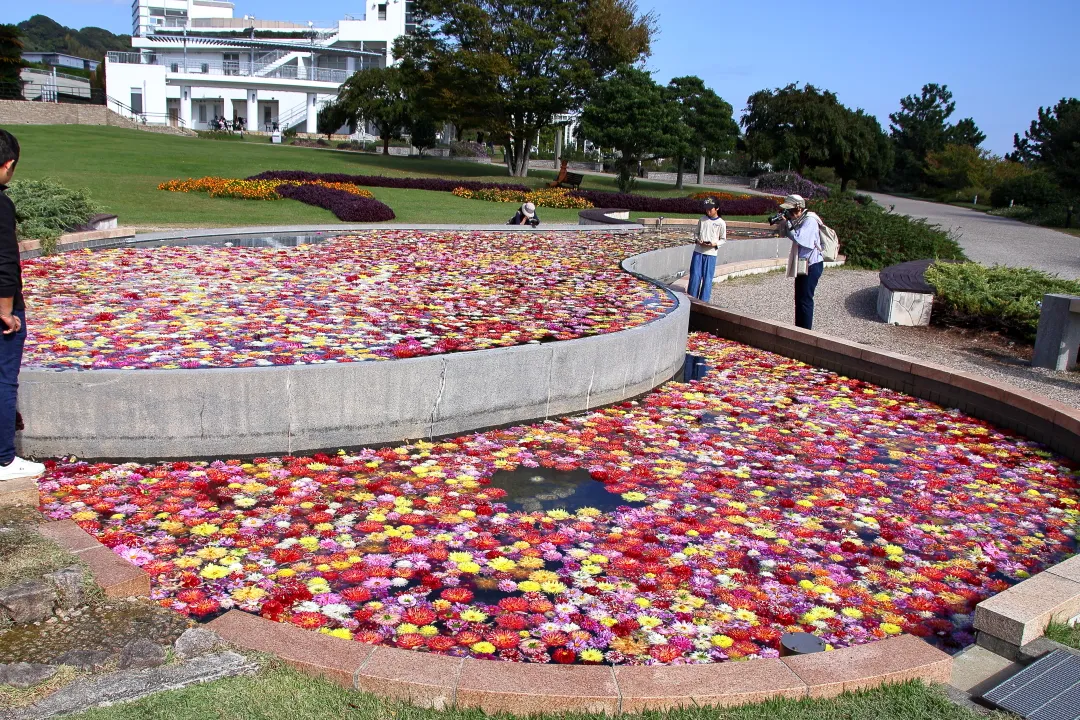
<box><xmin>158</xmin><ymin>177</ymin><xmax>375</xmax><ymax>201</ymax></box>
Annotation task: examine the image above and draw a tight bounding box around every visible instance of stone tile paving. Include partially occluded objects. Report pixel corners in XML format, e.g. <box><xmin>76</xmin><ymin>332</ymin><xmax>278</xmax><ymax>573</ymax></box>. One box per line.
<box><xmin>713</xmin><ymin>268</ymin><xmax>1080</xmax><ymax>409</ymax></box>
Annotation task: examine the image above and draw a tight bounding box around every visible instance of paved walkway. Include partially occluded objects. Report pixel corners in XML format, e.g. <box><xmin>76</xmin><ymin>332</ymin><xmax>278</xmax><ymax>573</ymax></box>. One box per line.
<box><xmin>868</xmin><ymin>193</ymin><xmax>1080</xmax><ymax>279</ymax></box>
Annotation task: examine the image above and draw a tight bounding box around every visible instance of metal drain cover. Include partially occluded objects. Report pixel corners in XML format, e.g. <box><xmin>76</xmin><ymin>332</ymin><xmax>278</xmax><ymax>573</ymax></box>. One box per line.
<box><xmin>982</xmin><ymin>649</ymin><xmax>1080</xmax><ymax>720</ymax></box>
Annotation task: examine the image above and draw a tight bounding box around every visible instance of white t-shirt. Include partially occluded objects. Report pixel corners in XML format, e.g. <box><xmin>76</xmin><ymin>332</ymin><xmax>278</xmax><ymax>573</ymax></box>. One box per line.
<box><xmin>694</xmin><ymin>216</ymin><xmax>727</xmax><ymax>257</ymax></box>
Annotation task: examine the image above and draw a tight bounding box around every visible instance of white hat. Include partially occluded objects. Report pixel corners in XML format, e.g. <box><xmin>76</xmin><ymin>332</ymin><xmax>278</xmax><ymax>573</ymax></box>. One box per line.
<box><xmin>779</xmin><ymin>194</ymin><xmax>806</xmax><ymax>210</ymax></box>
<box><xmin>522</xmin><ymin>202</ymin><xmax>536</xmax><ymax>218</ymax></box>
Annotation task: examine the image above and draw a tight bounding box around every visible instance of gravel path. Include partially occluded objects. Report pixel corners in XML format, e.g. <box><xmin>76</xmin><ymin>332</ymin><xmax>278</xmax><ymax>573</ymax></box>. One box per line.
<box><xmin>711</xmin><ymin>268</ymin><xmax>1080</xmax><ymax>409</ymax></box>
<box><xmin>868</xmin><ymin>193</ymin><xmax>1080</xmax><ymax>279</ymax></box>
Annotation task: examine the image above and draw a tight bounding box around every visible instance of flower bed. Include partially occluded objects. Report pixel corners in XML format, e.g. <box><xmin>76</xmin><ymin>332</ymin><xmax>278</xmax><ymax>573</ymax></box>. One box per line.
<box><xmin>158</xmin><ymin>177</ymin><xmax>376</xmax><ymax>201</ymax></box>
<box><xmin>274</xmin><ymin>184</ymin><xmax>396</xmax><ymax>222</ymax></box>
<box><xmin>248</xmin><ymin>171</ymin><xmax>529</xmax><ymax>194</ymax></box>
<box><xmin>39</xmin><ymin>333</ymin><xmax>1079</xmax><ymax>664</ymax></box>
<box><xmin>21</xmin><ymin>231</ymin><xmax>678</xmax><ymax>370</ymax></box>
<box><xmin>569</xmin><ymin>190</ymin><xmax>779</xmax><ymax>217</ymax></box>
<box><xmin>452</xmin><ymin>187</ymin><xmax>594</xmax><ymax>210</ymax></box>
<box><xmin>754</xmin><ymin>172</ymin><xmax>830</xmax><ymax>200</ymax></box>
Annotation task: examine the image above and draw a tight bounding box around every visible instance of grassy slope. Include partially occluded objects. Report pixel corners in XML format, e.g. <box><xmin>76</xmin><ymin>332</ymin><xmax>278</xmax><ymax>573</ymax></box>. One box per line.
<box><xmin>66</xmin><ymin>661</ymin><xmax>1000</xmax><ymax>720</ymax></box>
<box><xmin>10</xmin><ymin>126</ymin><xmax>761</xmax><ymax>227</ymax></box>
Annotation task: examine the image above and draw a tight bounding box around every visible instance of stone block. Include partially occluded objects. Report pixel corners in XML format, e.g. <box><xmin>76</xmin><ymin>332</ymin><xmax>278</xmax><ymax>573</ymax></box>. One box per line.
<box><xmin>37</xmin><ymin>521</ymin><xmax>100</xmax><ymax>554</ymax></box>
<box><xmin>974</xmin><ymin>571</ymin><xmax>1080</xmax><ymax>646</ymax></box>
<box><xmin>456</xmin><ymin>660</ymin><xmax>620</xmax><ymax>715</ymax></box>
<box><xmin>1047</xmin><ymin>554</ymin><xmax>1080</xmax><ymax>584</ymax></box>
<box><xmin>877</xmin><ymin>286</ymin><xmax>934</xmax><ymax>326</ymax></box>
<box><xmin>118</xmin><ymin>639</ymin><xmax>167</xmax><ymax>670</ymax></box>
<box><xmin>353</xmin><ymin>647</ymin><xmax>461</xmax><ymax>710</ymax></box>
<box><xmin>79</xmin><ymin>546</ymin><xmax>150</xmax><ymax>598</ymax></box>
<box><xmin>0</xmin><ymin>475</ymin><xmax>39</xmax><ymax>507</ymax></box>
<box><xmin>1032</xmin><ymin>293</ymin><xmax>1080</xmax><ymax>371</ymax></box>
<box><xmin>43</xmin><ymin>566</ymin><xmax>84</xmax><ymax>610</ymax></box>
<box><xmin>0</xmin><ymin>662</ymin><xmax>58</xmax><ymax>688</ymax></box>
<box><xmin>173</xmin><ymin>627</ymin><xmax>224</xmax><ymax>660</ymax></box>
<box><xmin>0</xmin><ymin>580</ymin><xmax>56</xmax><ymax>624</ymax></box>
<box><xmin>207</xmin><ymin>610</ymin><xmax>372</xmax><ymax>687</ymax></box>
<box><xmin>614</xmin><ymin>659</ymin><xmax>806</xmax><ymax>712</ymax></box>
<box><xmin>780</xmin><ymin>635</ymin><xmax>951</xmax><ymax>698</ymax></box>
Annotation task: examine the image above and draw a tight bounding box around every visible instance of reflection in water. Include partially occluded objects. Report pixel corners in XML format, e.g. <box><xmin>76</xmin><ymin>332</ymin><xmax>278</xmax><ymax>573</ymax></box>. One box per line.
<box><xmin>683</xmin><ymin>353</ymin><xmax>709</xmax><ymax>381</ymax></box>
<box><xmin>488</xmin><ymin>467</ymin><xmax>644</xmax><ymax>514</ymax></box>
<box><xmin>102</xmin><ymin>233</ymin><xmax>332</xmax><ymax>250</ymax></box>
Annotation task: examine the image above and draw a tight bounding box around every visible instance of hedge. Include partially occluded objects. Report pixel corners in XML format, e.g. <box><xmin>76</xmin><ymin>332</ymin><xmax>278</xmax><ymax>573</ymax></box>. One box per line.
<box><xmin>925</xmin><ymin>262</ymin><xmax>1080</xmax><ymax>343</ymax></box>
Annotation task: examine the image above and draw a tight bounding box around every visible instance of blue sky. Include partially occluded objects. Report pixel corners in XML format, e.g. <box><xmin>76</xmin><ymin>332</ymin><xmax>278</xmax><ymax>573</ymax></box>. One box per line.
<box><xmin>5</xmin><ymin>0</ymin><xmax>1075</xmax><ymax>154</ymax></box>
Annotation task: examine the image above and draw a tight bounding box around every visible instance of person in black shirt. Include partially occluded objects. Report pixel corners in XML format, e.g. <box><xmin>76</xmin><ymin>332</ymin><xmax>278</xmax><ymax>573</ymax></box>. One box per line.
<box><xmin>0</xmin><ymin>130</ymin><xmax>44</xmax><ymax>481</ymax></box>
<box><xmin>508</xmin><ymin>201</ymin><xmax>540</xmax><ymax>227</ymax></box>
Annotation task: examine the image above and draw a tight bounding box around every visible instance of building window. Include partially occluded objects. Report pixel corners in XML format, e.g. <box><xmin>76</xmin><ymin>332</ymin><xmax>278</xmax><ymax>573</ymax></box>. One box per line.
<box><xmin>378</xmin><ymin>3</ymin><xmax>387</xmax><ymax>20</ymax></box>
<box><xmin>170</xmin><ymin>63</ymin><xmax>178</xmax><ymax>72</ymax></box>
<box><xmin>130</xmin><ymin>89</ymin><xmax>143</xmax><ymax>115</ymax></box>
<box><xmin>223</xmin><ymin>53</ymin><xmax>240</xmax><ymax>76</ymax></box>
<box><xmin>199</xmin><ymin>104</ymin><xmax>207</xmax><ymax>123</ymax></box>
<box><xmin>200</xmin><ymin>63</ymin><xmax>209</xmax><ymax>73</ymax></box>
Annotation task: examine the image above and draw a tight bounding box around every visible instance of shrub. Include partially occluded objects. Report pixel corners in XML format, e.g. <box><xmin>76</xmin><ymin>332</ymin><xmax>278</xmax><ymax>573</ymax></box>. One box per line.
<box><xmin>925</xmin><ymin>262</ymin><xmax>1080</xmax><ymax>342</ymax></box>
<box><xmin>755</xmin><ymin>172</ymin><xmax>830</xmax><ymax>200</ymax></box>
<box><xmin>989</xmin><ymin>171</ymin><xmax>1063</xmax><ymax>209</ymax></box>
<box><xmin>452</xmin><ymin>187</ymin><xmax>593</xmax><ymax>209</ymax></box>
<box><xmin>274</xmin><ymin>184</ymin><xmax>396</xmax><ymax>222</ymax></box>
<box><xmin>248</xmin><ymin>170</ymin><xmax>529</xmax><ymax>194</ymax></box>
<box><xmin>808</xmin><ymin>195</ymin><xmax>966</xmax><ymax>270</ymax></box>
<box><xmin>449</xmin><ymin>141</ymin><xmax>489</xmax><ymax>158</ymax></box>
<box><xmin>987</xmin><ymin>205</ymin><xmax>1034</xmax><ymax>220</ymax></box>
<box><xmin>7</xmin><ymin>178</ymin><xmax>100</xmax><ymax>246</ymax></box>
<box><xmin>569</xmin><ymin>190</ymin><xmax>779</xmax><ymax>217</ymax></box>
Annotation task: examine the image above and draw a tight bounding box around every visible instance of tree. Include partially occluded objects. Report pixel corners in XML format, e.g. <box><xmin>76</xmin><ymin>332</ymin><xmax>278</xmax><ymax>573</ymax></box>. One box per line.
<box><xmin>888</xmin><ymin>83</ymin><xmax>983</xmax><ymax>189</ymax></box>
<box><xmin>580</xmin><ymin>66</ymin><xmax>679</xmax><ymax>192</ymax></box>
<box><xmin>1010</xmin><ymin>98</ymin><xmax>1080</xmax><ymax>198</ymax></box>
<box><xmin>395</xmin><ymin>0</ymin><xmax>655</xmax><ymax>177</ymax></box>
<box><xmin>923</xmin><ymin>144</ymin><xmax>990</xmax><ymax>194</ymax></box>
<box><xmin>666</xmin><ymin>76</ymin><xmax>738</xmax><ymax>189</ymax></box>
<box><xmin>337</xmin><ymin>67</ymin><xmax>409</xmax><ymax>155</ymax></box>
<box><xmin>0</xmin><ymin>25</ymin><xmax>27</xmax><ymax>93</ymax></box>
<box><xmin>741</xmin><ymin>84</ymin><xmax>846</xmax><ymax>173</ymax></box>
<box><xmin>830</xmin><ymin>109</ymin><xmax>893</xmax><ymax>192</ymax></box>
<box><xmin>408</xmin><ymin>115</ymin><xmax>439</xmax><ymax>156</ymax></box>
<box><xmin>317</xmin><ymin>100</ymin><xmax>354</xmax><ymax>140</ymax></box>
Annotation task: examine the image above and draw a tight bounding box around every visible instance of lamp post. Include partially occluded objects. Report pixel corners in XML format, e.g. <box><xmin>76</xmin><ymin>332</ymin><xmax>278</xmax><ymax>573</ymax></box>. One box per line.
<box><xmin>308</xmin><ymin>21</ymin><xmax>315</xmax><ymax>81</ymax></box>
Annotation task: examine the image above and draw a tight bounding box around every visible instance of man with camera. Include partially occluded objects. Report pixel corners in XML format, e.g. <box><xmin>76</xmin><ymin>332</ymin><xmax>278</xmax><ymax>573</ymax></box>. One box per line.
<box><xmin>508</xmin><ymin>202</ymin><xmax>540</xmax><ymax>227</ymax></box>
<box><xmin>772</xmin><ymin>194</ymin><xmax>824</xmax><ymax>330</ymax></box>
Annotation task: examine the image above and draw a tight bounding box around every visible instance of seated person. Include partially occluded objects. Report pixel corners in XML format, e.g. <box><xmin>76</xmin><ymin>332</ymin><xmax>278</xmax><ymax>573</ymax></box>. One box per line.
<box><xmin>508</xmin><ymin>201</ymin><xmax>540</xmax><ymax>226</ymax></box>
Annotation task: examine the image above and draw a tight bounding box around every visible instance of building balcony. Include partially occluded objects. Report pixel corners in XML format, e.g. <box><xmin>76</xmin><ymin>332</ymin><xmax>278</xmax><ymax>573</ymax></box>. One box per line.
<box><xmin>107</xmin><ymin>51</ymin><xmax>348</xmax><ymax>84</ymax></box>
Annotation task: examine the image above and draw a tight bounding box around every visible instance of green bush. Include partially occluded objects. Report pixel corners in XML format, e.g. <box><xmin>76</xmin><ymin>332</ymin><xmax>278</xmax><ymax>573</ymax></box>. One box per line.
<box><xmin>925</xmin><ymin>262</ymin><xmax>1080</xmax><ymax>342</ymax></box>
<box><xmin>989</xmin><ymin>171</ymin><xmax>1062</xmax><ymax>209</ymax></box>
<box><xmin>987</xmin><ymin>205</ymin><xmax>1034</xmax><ymax>220</ymax></box>
<box><xmin>6</xmin><ymin>178</ymin><xmax>100</xmax><ymax>250</ymax></box>
<box><xmin>808</xmin><ymin>194</ymin><xmax>967</xmax><ymax>269</ymax></box>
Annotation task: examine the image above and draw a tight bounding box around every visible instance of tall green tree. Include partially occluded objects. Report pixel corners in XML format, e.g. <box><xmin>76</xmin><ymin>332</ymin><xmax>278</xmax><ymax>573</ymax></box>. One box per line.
<box><xmin>830</xmin><ymin>109</ymin><xmax>894</xmax><ymax>192</ymax></box>
<box><xmin>666</xmin><ymin>76</ymin><xmax>738</xmax><ymax>189</ymax></box>
<box><xmin>337</xmin><ymin>67</ymin><xmax>410</xmax><ymax>155</ymax></box>
<box><xmin>0</xmin><ymin>24</ymin><xmax>27</xmax><ymax>92</ymax></box>
<box><xmin>1010</xmin><ymin>98</ymin><xmax>1080</xmax><ymax>198</ymax></box>
<box><xmin>317</xmin><ymin>99</ymin><xmax>354</xmax><ymax>140</ymax></box>
<box><xmin>888</xmin><ymin>83</ymin><xmax>983</xmax><ymax>189</ymax></box>
<box><xmin>741</xmin><ymin>84</ymin><xmax>846</xmax><ymax>173</ymax></box>
<box><xmin>395</xmin><ymin>0</ymin><xmax>655</xmax><ymax>176</ymax></box>
<box><xmin>580</xmin><ymin>66</ymin><xmax>679</xmax><ymax>192</ymax></box>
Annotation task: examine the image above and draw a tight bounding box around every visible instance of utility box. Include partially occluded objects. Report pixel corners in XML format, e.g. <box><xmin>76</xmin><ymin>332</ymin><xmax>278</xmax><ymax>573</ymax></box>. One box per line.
<box><xmin>1032</xmin><ymin>294</ymin><xmax>1080</xmax><ymax>371</ymax></box>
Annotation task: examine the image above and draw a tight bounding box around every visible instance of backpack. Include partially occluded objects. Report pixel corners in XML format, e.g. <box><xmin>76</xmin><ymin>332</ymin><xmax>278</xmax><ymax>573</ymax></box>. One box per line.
<box><xmin>807</xmin><ymin>212</ymin><xmax>839</xmax><ymax>262</ymax></box>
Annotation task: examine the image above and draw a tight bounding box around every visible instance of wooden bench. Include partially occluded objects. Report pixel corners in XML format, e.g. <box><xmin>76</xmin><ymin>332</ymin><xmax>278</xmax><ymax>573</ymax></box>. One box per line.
<box><xmin>547</xmin><ymin>160</ymin><xmax>585</xmax><ymax>190</ymax></box>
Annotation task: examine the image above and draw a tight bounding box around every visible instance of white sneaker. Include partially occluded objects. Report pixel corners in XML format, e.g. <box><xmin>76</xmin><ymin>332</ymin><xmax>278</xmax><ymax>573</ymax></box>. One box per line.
<box><xmin>0</xmin><ymin>456</ymin><xmax>46</xmax><ymax>481</ymax></box>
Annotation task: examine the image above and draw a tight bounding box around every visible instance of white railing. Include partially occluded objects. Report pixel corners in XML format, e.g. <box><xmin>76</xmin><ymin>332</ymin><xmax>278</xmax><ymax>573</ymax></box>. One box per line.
<box><xmin>107</xmin><ymin>52</ymin><xmax>348</xmax><ymax>83</ymax></box>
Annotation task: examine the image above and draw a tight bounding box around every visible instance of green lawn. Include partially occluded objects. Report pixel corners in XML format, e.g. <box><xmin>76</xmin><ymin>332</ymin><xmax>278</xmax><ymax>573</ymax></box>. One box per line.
<box><xmin>62</xmin><ymin>660</ymin><xmax>998</xmax><ymax>720</ymax></box>
<box><xmin>9</xmin><ymin>126</ymin><xmax>757</xmax><ymax>228</ymax></box>
<box><xmin>1045</xmin><ymin>620</ymin><xmax>1080</xmax><ymax>649</ymax></box>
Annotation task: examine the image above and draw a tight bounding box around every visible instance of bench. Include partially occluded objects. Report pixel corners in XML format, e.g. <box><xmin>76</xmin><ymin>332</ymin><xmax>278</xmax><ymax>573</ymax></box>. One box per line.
<box><xmin>1033</xmin><ymin>294</ymin><xmax>1080</xmax><ymax>371</ymax></box>
<box><xmin>547</xmin><ymin>160</ymin><xmax>585</xmax><ymax>190</ymax></box>
<box><xmin>877</xmin><ymin>259</ymin><xmax>941</xmax><ymax>327</ymax></box>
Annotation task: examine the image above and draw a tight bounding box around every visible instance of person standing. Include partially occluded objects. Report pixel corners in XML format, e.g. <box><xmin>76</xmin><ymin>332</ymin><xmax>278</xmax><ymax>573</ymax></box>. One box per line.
<box><xmin>780</xmin><ymin>194</ymin><xmax>824</xmax><ymax>330</ymax></box>
<box><xmin>686</xmin><ymin>198</ymin><xmax>726</xmax><ymax>302</ymax></box>
<box><xmin>0</xmin><ymin>130</ymin><xmax>44</xmax><ymax>482</ymax></box>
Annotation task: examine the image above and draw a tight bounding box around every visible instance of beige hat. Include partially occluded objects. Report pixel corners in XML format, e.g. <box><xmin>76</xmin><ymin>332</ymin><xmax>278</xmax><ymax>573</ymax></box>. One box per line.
<box><xmin>522</xmin><ymin>202</ymin><xmax>537</xmax><ymax>218</ymax></box>
<box><xmin>779</xmin><ymin>194</ymin><xmax>806</xmax><ymax>210</ymax></box>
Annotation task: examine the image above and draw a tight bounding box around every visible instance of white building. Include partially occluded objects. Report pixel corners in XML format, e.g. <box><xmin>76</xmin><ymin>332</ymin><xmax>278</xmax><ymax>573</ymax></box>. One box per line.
<box><xmin>107</xmin><ymin>0</ymin><xmax>414</xmax><ymax>132</ymax></box>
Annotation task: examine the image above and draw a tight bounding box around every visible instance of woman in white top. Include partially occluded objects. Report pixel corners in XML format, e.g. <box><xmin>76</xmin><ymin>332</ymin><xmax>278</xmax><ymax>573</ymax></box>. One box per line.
<box><xmin>686</xmin><ymin>198</ymin><xmax>727</xmax><ymax>302</ymax></box>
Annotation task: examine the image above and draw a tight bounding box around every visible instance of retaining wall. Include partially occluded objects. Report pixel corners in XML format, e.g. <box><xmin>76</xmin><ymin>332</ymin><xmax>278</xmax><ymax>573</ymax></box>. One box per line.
<box><xmin>16</xmin><ymin>229</ymin><xmax>688</xmax><ymax>459</ymax></box>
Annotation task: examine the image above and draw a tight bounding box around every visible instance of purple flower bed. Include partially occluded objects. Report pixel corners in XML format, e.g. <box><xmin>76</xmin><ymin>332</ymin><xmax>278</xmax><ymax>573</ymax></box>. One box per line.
<box><xmin>249</xmin><ymin>171</ymin><xmax>528</xmax><ymax>194</ymax></box>
<box><xmin>569</xmin><ymin>190</ymin><xmax>779</xmax><ymax>217</ymax></box>
<box><xmin>274</xmin><ymin>183</ymin><xmax>397</xmax><ymax>222</ymax></box>
<box><xmin>754</xmin><ymin>172</ymin><xmax>830</xmax><ymax>200</ymax></box>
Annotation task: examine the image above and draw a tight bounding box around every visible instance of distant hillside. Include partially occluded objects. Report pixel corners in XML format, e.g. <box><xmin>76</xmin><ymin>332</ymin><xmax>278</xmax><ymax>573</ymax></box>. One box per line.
<box><xmin>17</xmin><ymin>15</ymin><xmax>130</xmax><ymax>62</ymax></box>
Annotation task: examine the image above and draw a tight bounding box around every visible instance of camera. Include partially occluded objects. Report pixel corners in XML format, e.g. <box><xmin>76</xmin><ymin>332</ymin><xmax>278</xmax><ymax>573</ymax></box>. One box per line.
<box><xmin>769</xmin><ymin>208</ymin><xmax>793</xmax><ymax>226</ymax></box>
<box><xmin>527</xmin><ymin>216</ymin><xmax>540</xmax><ymax>227</ymax></box>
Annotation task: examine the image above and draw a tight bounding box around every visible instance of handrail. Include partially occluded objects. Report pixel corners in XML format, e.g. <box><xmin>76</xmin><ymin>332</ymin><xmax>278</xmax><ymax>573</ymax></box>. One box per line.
<box><xmin>107</xmin><ymin>95</ymin><xmax>188</xmax><ymax>128</ymax></box>
<box><xmin>106</xmin><ymin>52</ymin><xmax>348</xmax><ymax>83</ymax></box>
